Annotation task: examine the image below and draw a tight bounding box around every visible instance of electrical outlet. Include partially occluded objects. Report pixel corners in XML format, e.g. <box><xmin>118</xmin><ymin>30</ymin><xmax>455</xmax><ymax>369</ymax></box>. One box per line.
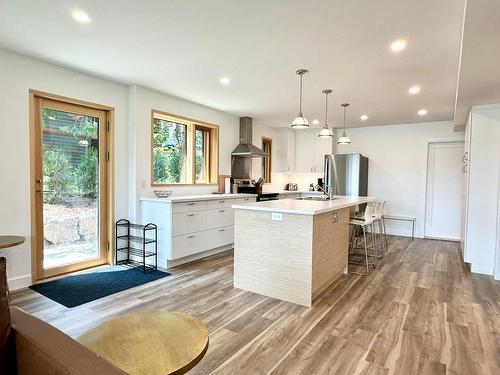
<box><xmin>271</xmin><ymin>212</ymin><xmax>283</xmax><ymax>221</ymax></box>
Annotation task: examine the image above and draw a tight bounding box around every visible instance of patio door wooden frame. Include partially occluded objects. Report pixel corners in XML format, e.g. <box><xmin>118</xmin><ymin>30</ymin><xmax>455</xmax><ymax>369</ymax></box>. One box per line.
<box><xmin>29</xmin><ymin>90</ymin><xmax>115</xmax><ymax>282</ymax></box>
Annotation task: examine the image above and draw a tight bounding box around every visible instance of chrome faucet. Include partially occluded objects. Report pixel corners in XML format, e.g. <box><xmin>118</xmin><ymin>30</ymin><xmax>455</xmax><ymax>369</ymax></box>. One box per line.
<box><xmin>315</xmin><ymin>184</ymin><xmax>333</xmax><ymax>200</ymax></box>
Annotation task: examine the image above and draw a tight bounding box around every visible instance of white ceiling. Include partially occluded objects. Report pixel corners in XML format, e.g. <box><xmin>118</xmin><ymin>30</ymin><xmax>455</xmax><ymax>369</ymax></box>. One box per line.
<box><xmin>454</xmin><ymin>0</ymin><xmax>500</xmax><ymax>128</ymax></box>
<box><xmin>0</xmin><ymin>0</ymin><xmax>466</xmax><ymax>128</ymax></box>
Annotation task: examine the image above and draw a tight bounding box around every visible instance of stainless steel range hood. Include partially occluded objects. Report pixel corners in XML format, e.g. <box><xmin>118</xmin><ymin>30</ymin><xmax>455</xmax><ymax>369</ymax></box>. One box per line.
<box><xmin>231</xmin><ymin>117</ymin><xmax>269</xmax><ymax>158</ymax></box>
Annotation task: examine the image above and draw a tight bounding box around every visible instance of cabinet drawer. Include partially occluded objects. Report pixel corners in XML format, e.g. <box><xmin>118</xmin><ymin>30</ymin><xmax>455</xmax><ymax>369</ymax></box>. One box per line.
<box><xmin>172</xmin><ymin>211</ymin><xmax>206</xmax><ymax>236</ymax></box>
<box><xmin>206</xmin><ymin>199</ymin><xmax>232</xmax><ymax>210</ymax></box>
<box><xmin>172</xmin><ymin>232</ymin><xmax>206</xmax><ymax>259</ymax></box>
<box><xmin>206</xmin><ymin>208</ymin><xmax>234</xmax><ymax>229</ymax></box>
<box><xmin>231</xmin><ymin>197</ymin><xmax>256</xmax><ymax>205</ymax></box>
<box><xmin>172</xmin><ymin>200</ymin><xmax>207</xmax><ymax>214</ymax></box>
<box><xmin>206</xmin><ymin>226</ymin><xmax>234</xmax><ymax>249</ymax></box>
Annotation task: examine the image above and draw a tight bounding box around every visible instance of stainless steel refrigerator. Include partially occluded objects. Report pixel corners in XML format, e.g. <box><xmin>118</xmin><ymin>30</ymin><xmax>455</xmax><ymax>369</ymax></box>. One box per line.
<box><xmin>323</xmin><ymin>154</ymin><xmax>369</xmax><ymax>196</ymax></box>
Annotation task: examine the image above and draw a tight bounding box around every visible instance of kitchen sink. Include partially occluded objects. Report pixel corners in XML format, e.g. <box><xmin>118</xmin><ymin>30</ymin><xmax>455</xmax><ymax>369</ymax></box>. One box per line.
<box><xmin>294</xmin><ymin>196</ymin><xmax>338</xmax><ymax>201</ymax></box>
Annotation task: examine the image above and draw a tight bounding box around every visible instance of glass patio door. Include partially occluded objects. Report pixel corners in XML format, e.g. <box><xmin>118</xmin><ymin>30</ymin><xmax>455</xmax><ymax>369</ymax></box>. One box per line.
<box><xmin>33</xmin><ymin>97</ymin><xmax>108</xmax><ymax>279</ymax></box>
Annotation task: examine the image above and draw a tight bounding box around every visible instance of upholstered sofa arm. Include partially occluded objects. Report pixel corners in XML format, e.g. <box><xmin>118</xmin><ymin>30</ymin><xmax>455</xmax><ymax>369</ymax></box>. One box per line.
<box><xmin>10</xmin><ymin>307</ymin><xmax>126</xmax><ymax>375</ymax></box>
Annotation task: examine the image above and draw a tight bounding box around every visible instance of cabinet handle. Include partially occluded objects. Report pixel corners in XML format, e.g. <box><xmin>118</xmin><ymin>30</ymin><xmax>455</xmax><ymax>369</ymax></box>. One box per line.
<box><xmin>187</xmin><ymin>235</ymin><xmax>195</xmax><ymax>239</ymax></box>
<box><xmin>244</xmin><ymin>198</ymin><xmax>249</xmax><ymax>201</ymax></box>
<box><xmin>219</xmin><ymin>200</ymin><xmax>225</xmax><ymax>203</ymax></box>
<box><xmin>187</xmin><ymin>213</ymin><xmax>195</xmax><ymax>217</ymax></box>
<box><xmin>332</xmin><ymin>211</ymin><xmax>338</xmax><ymax>223</ymax></box>
<box><xmin>219</xmin><ymin>209</ymin><xmax>225</xmax><ymax>213</ymax></box>
<box><xmin>187</xmin><ymin>202</ymin><xmax>195</xmax><ymax>206</ymax></box>
<box><xmin>218</xmin><ymin>229</ymin><xmax>225</xmax><ymax>232</ymax></box>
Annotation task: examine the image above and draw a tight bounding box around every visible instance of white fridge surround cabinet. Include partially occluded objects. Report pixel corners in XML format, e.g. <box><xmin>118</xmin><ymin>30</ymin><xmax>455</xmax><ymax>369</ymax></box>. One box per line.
<box><xmin>140</xmin><ymin>195</ymin><xmax>256</xmax><ymax>269</ymax></box>
<box><xmin>462</xmin><ymin>105</ymin><xmax>500</xmax><ymax>276</ymax></box>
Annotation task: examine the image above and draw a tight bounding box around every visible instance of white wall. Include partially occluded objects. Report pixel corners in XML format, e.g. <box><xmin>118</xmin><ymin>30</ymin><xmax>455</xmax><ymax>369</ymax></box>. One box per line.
<box><xmin>0</xmin><ymin>49</ymin><xmax>130</xmax><ymax>289</ymax></box>
<box><xmin>337</xmin><ymin>121</ymin><xmax>464</xmax><ymax>238</ymax></box>
<box><xmin>130</xmin><ymin>85</ymin><xmax>240</xmax><ymax>221</ymax></box>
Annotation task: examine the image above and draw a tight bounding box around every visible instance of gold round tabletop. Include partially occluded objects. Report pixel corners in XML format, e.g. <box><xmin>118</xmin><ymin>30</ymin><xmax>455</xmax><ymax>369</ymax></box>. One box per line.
<box><xmin>77</xmin><ymin>311</ymin><xmax>209</xmax><ymax>375</ymax></box>
<box><xmin>0</xmin><ymin>236</ymin><xmax>25</xmax><ymax>249</ymax></box>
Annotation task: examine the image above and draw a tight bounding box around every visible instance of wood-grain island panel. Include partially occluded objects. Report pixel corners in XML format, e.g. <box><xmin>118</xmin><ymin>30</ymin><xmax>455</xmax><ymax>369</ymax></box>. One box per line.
<box><xmin>312</xmin><ymin>208</ymin><xmax>349</xmax><ymax>299</ymax></box>
<box><xmin>233</xmin><ymin>209</ymin><xmax>313</xmax><ymax>306</ymax></box>
<box><xmin>233</xmin><ymin>207</ymin><xmax>350</xmax><ymax>307</ymax></box>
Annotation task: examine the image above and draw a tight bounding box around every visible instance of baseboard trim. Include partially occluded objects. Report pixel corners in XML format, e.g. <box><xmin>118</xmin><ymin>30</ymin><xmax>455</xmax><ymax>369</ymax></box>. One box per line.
<box><xmin>8</xmin><ymin>274</ymin><xmax>32</xmax><ymax>291</ymax></box>
<box><xmin>424</xmin><ymin>236</ymin><xmax>460</xmax><ymax>242</ymax></box>
<box><xmin>470</xmin><ymin>263</ymin><xmax>494</xmax><ymax>276</ymax></box>
<box><xmin>161</xmin><ymin>245</ymin><xmax>234</xmax><ymax>270</ymax></box>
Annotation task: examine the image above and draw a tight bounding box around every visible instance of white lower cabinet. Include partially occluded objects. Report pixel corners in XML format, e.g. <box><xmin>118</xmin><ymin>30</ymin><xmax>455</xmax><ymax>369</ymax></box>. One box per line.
<box><xmin>206</xmin><ymin>226</ymin><xmax>233</xmax><ymax>249</ymax></box>
<box><xmin>172</xmin><ymin>232</ymin><xmax>206</xmax><ymax>259</ymax></box>
<box><xmin>141</xmin><ymin>195</ymin><xmax>256</xmax><ymax>269</ymax></box>
<box><xmin>172</xmin><ymin>211</ymin><xmax>206</xmax><ymax>236</ymax></box>
<box><xmin>206</xmin><ymin>209</ymin><xmax>233</xmax><ymax>229</ymax></box>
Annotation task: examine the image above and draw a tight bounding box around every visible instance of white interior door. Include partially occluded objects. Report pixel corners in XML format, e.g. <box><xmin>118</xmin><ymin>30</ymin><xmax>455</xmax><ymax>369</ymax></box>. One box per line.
<box><xmin>425</xmin><ymin>141</ymin><xmax>464</xmax><ymax>240</ymax></box>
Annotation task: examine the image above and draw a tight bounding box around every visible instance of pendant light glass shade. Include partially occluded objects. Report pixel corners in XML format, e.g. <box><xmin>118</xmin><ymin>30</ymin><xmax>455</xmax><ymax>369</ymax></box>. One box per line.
<box><xmin>338</xmin><ymin>103</ymin><xmax>351</xmax><ymax>144</ymax></box>
<box><xmin>319</xmin><ymin>127</ymin><xmax>334</xmax><ymax>137</ymax></box>
<box><xmin>318</xmin><ymin>89</ymin><xmax>333</xmax><ymax>138</ymax></box>
<box><xmin>292</xmin><ymin>115</ymin><xmax>309</xmax><ymax>129</ymax></box>
<box><xmin>291</xmin><ymin>69</ymin><xmax>309</xmax><ymax>129</ymax></box>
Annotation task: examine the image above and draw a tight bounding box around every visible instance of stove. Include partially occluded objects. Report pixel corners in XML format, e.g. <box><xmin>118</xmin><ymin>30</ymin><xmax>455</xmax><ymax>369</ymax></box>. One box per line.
<box><xmin>257</xmin><ymin>193</ymin><xmax>280</xmax><ymax>202</ymax></box>
<box><xmin>233</xmin><ymin>178</ymin><xmax>279</xmax><ymax>201</ymax></box>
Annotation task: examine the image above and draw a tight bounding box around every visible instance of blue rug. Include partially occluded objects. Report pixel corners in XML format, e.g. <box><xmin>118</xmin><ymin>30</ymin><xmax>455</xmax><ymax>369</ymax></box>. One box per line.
<box><xmin>30</xmin><ymin>266</ymin><xmax>170</xmax><ymax>308</ymax></box>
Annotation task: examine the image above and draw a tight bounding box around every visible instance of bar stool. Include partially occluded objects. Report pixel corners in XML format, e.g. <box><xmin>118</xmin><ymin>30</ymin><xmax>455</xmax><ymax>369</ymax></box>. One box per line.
<box><xmin>348</xmin><ymin>202</ymin><xmax>377</xmax><ymax>275</ymax></box>
<box><xmin>373</xmin><ymin>201</ymin><xmax>388</xmax><ymax>256</ymax></box>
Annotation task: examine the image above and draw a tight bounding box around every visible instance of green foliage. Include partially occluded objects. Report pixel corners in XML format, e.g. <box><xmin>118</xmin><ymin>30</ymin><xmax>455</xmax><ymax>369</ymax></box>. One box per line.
<box><xmin>43</xmin><ymin>148</ymin><xmax>73</xmax><ymax>204</ymax></box>
<box><xmin>61</xmin><ymin>116</ymin><xmax>98</xmax><ymax>140</ymax></box>
<box><xmin>152</xmin><ymin>118</ymin><xmax>186</xmax><ymax>183</ymax></box>
<box><xmin>195</xmin><ymin>130</ymin><xmax>205</xmax><ymax>182</ymax></box>
<box><xmin>76</xmin><ymin>147</ymin><xmax>98</xmax><ymax>197</ymax></box>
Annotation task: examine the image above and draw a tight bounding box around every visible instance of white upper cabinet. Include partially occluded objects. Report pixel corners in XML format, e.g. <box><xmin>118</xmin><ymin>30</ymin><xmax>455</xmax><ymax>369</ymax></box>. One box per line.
<box><xmin>295</xmin><ymin>129</ymin><xmax>333</xmax><ymax>173</ymax></box>
<box><xmin>273</xmin><ymin>129</ymin><xmax>296</xmax><ymax>173</ymax></box>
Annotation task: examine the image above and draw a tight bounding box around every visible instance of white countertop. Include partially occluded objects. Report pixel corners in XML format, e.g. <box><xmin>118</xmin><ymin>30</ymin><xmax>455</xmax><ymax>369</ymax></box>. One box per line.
<box><xmin>276</xmin><ymin>190</ymin><xmax>323</xmax><ymax>195</ymax></box>
<box><xmin>140</xmin><ymin>193</ymin><xmax>257</xmax><ymax>203</ymax></box>
<box><xmin>232</xmin><ymin>195</ymin><xmax>376</xmax><ymax>215</ymax></box>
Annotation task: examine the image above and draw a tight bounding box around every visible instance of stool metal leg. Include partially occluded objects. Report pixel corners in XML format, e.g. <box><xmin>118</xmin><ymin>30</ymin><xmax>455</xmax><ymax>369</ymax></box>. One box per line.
<box><xmin>363</xmin><ymin>226</ymin><xmax>369</xmax><ymax>275</ymax></box>
<box><xmin>382</xmin><ymin>218</ymin><xmax>388</xmax><ymax>252</ymax></box>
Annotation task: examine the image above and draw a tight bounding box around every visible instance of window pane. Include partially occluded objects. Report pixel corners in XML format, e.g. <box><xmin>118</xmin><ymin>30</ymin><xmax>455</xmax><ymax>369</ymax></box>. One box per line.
<box><xmin>41</xmin><ymin>108</ymin><xmax>100</xmax><ymax>268</ymax></box>
<box><xmin>195</xmin><ymin>129</ymin><xmax>208</xmax><ymax>183</ymax></box>
<box><xmin>152</xmin><ymin>118</ymin><xmax>188</xmax><ymax>184</ymax></box>
<box><xmin>262</xmin><ymin>138</ymin><xmax>272</xmax><ymax>183</ymax></box>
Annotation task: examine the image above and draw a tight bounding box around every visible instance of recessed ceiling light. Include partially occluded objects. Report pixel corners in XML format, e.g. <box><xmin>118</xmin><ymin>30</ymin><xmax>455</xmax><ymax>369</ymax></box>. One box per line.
<box><xmin>418</xmin><ymin>109</ymin><xmax>428</xmax><ymax>116</ymax></box>
<box><xmin>390</xmin><ymin>39</ymin><xmax>407</xmax><ymax>52</ymax></box>
<box><xmin>220</xmin><ymin>77</ymin><xmax>230</xmax><ymax>85</ymax></box>
<box><xmin>72</xmin><ymin>9</ymin><xmax>91</xmax><ymax>24</ymax></box>
<box><xmin>360</xmin><ymin>115</ymin><xmax>368</xmax><ymax>121</ymax></box>
<box><xmin>312</xmin><ymin>119</ymin><xmax>320</xmax><ymax>125</ymax></box>
<box><xmin>408</xmin><ymin>86</ymin><xmax>421</xmax><ymax>95</ymax></box>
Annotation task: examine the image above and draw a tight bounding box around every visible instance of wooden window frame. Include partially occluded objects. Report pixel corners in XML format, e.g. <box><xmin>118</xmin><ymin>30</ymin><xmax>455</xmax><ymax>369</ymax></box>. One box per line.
<box><xmin>262</xmin><ymin>136</ymin><xmax>272</xmax><ymax>183</ymax></box>
<box><xmin>151</xmin><ymin>109</ymin><xmax>219</xmax><ymax>186</ymax></box>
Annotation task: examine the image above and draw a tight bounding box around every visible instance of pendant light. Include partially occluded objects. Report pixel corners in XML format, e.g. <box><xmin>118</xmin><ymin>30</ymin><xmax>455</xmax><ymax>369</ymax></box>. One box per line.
<box><xmin>318</xmin><ymin>89</ymin><xmax>333</xmax><ymax>138</ymax></box>
<box><xmin>338</xmin><ymin>103</ymin><xmax>351</xmax><ymax>144</ymax></box>
<box><xmin>291</xmin><ymin>69</ymin><xmax>309</xmax><ymax>129</ymax></box>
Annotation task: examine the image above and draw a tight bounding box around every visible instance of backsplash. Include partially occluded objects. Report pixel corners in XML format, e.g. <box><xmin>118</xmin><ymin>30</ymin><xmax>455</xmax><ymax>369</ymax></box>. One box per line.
<box><xmin>263</xmin><ymin>172</ymin><xmax>323</xmax><ymax>192</ymax></box>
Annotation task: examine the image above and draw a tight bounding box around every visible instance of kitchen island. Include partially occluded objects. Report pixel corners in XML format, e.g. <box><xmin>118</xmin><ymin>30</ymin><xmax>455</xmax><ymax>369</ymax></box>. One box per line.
<box><xmin>232</xmin><ymin>196</ymin><xmax>375</xmax><ymax>307</ymax></box>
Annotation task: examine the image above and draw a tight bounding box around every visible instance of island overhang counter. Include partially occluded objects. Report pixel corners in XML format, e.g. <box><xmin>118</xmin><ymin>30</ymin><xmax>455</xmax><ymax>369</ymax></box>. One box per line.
<box><xmin>232</xmin><ymin>196</ymin><xmax>376</xmax><ymax>307</ymax></box>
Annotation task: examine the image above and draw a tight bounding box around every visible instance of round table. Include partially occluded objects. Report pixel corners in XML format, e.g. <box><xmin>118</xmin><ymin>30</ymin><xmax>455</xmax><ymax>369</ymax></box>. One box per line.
<box><xmin>77</xmin><ymin>311</ymin><xmax>209</xmax><ymax>375</ymax></box>
<box><xmin>0</xmin><ymin>236</ymin><xmax>25</xmax><ymax>249</ymax></box>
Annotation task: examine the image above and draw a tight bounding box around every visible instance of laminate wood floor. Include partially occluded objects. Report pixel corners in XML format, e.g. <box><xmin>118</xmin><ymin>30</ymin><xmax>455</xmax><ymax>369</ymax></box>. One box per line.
<box><xmin>12</xmin><ymin>236</ymin><xmax>500</xmax><ymax>375</ymax></box>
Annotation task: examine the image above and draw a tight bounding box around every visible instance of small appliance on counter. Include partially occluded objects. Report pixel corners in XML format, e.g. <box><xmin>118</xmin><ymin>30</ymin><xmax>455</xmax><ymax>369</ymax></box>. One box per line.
<box><xmin>285</xmin><ymin>183</ymin><xmax>298</xmax><ymax>191</ymax></box>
